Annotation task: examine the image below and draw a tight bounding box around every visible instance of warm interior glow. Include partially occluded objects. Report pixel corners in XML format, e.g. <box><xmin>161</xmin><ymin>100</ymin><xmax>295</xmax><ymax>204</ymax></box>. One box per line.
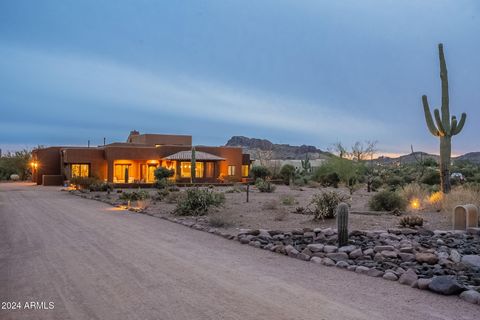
<box><xmin>71</xmin><ymin>164</ymin><xmax>89</xmax><ymax>178</ymax></box>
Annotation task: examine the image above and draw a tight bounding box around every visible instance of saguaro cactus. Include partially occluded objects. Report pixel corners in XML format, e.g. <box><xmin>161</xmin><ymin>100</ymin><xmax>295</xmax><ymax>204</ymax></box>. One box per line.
<box><xmin>336</xmin><ymin>203</ymin><xmax>349</xmax><ymax>247</ymax></box>
<box><xmin>190</xmin><ymin>146</ymin><xmax>196</xmax><ymax>184</ymax></box>
<box><xmin>422</xmin><ymin>43</ymin><xmax>467</xmax><ymax>193</ymax></box>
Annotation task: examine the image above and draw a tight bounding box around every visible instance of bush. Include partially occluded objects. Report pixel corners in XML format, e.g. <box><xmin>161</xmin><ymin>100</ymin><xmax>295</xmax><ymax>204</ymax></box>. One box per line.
<box><xmin>70</xmin><ymin>176</ymin><xmax>100</xmax><ymax>190</ymax></box>
<box><xmin>369</xmin><ymin>191</ymin><xmax>407</xmax><ymax>211</ymax></box>
<box><xmin>279</xmin><ymin>164</ymin><xmax>296</xmax><ymax>185</ymax></box>
<box><xmin>280</xmin><ymin>195</ymin><xmax>297</xmax><ymax>206</ymax></box>
<box><xmin>262</xmin><ymin>199</ymin><xmax>279</xmax><ymax>210</ymax></box>
<box><xmin>89</xmin><ymin>181</ymin><xmax>114</xmax><ymax>192</ymax></box>
<box><xmin>421</xmin><ymin>170</ymin><xmax>440</xmax><ymax>186</ymax></box>
<box><xmin>319</xmin><ymin>172</ymin><xmax>340</xmax><ymax>188</ymax></box>
<box><xmin>250</xmin><ymin>166</ymin><xmax>270</xmax><ymax>180</ymax></box>
<box><xmin>370</xmin><ymin>177</ymin><xmax>383</xmax><ymax>191</ymax></box>
<box><xmin>441</xmin><ymin>186</ymin><xmax>480</xmax><ymax>213</ymax></box>
<box><xmin>386</xmin><ymin>175</ymin><xmax>404</xmax><ymax>191</ymax></box>
<box><xmin>255</xmin><ymin>178</ymin><xmax>276</xmax><ymax>193</ymax></box>
<box><xmin>310</xmin><ymin>191</ymin><xmax>349</xmax><ymax>220</ymax></box>
<box><xmin>119</xmin><ymin>190</ymin><xmax>150</xmax><ymax>201</ymax></box>
<box><xmin>208</xmin><ymin>214</ymin><xmax>233</xmax><ymax>228</ymax></box>
<box><xmin>154</xmin><ymin>167</ymin><xmax>175</xmax><ymax>188</ymax></box>
<box><xmin>174</xmin><ymin>188</ymin><xmax>225</xmax><ymax>216</ymax></box>
<box><xmin>399</xmin><ymin>215</ymin><xmax>424</xmax><ymax>228</ymax></box>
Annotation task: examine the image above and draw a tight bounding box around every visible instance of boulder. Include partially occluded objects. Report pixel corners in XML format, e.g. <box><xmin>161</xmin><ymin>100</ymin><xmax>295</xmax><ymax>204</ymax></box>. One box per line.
<box><xmin>322</xmin><ymin>258</ymin><xmax>336</xmax><ymax>267</ymax></box>
<box><xmin>338</xmin><ymin>245</ymin><xmax>357</xmax><ymax>253</ymax></box>
<box><xmin>399</xmin><ymin>269</ymin><xmax>418</xmax><ymax>286</ymax></box>
<box><xmin>398</xmin><ymin>253</ymin><xmax>415</xmax><ymax>262</ymax></box>
<box><xmin>374</xmin><ymin>245</ymin><xmax>395</xmax><ymax>252</ymax></box>
<box><xmin>326</xmin><ymin>252</ymin><xmax>349</xmax><ymax>262</ymax></box>
<box><xmin>349</xmin><ymin>248</ymin><xmax>363</xmax><ymax>259</ymax></box>
<box><xmin>310</xmin><ymin>257</ymin><xmax>322</xmax><ymax>264</ymax></box>
<box><xmin>449</xmin><ymin>249</ymin><xmax>461</xmax><ymax>263</ymax></box>
<box><xmin>415</xmin><ymin>253</ymin><xmax>438</xmax><ymax>265</ymax></box>
<box><xmin>417</xmin><ymin>278</ymin><xmax>432</xmax><ymax>290</ymax></box>
<box><xmin>461</xmin><ymin>255</ymin><xmax>480</xmax><ymax>269</ymax></box>
<box><xmin>459</xmin><ymin>290</ymin><xmax>480</xmax><ymax>304</ymax></box>
<box><xmin>336</xmin><ymin>261</ymin><xmax>349</xmax><ymax>268</ymax></box>
<box><xmin>367</xmin><ymin>269</ymin><xmax>384</xmax><ymax>277</ymax></box>
<box><xmin>307</xmin><ymin>244</ymin><xmax>324</xmax><ymax>252</ymax></box>
<box><xmin>428</xmin><ymin>276</ymin><xmax>464</xmax><ymax>295</ymax></box>
<box><xmin>381</xmin><ymin>250</ymin><xmax>398</xmax><ymax>259</ymax></box>
<box><xmin>355</xmin><ymin>266</ymin><xmax>370</xmax><ymax>274</ymax></box>
<box><xmin>323</xmin><ymin>245</ymin><xmax>338</xmax><ymax>253</ymax></box>
<box><xmin>383</xmin><ymin>272</ymin><xmax>398</xmax><ymax>281</ymax></box>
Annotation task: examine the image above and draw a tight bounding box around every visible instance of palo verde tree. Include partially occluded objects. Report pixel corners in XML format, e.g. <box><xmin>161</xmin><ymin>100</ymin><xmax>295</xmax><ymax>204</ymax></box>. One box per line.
<box><xmin>422</xmin><ymin>43</ymin><xmax>467</xmax><ymax>193</ymax></box>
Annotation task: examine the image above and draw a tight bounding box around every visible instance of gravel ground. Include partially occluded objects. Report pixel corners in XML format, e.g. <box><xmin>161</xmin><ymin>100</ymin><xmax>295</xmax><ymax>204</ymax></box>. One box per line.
<box><xmin>0</xmin><ymin>182</ymin><xmax>478</xmax><ymax>320</ymax></box>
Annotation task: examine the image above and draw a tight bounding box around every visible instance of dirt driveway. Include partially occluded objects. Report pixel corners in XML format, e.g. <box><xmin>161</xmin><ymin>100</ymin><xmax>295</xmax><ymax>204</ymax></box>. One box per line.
<box><xmin>0</xmin><ymin>182</ymin><xmax>477</xmax><ymax>320</ymax></box>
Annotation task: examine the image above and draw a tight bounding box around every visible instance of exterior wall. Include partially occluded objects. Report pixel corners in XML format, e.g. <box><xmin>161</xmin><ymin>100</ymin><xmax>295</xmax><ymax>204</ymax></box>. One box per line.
<box><xmin>128</xmin><ymin>134</ymin><xmax>192</xmax><ymax>146</ymax></box>
<box><xmin>196</xmin><ymin>146</ymin><xmax>244</xmax><ymax>181</ymax></box>
<box><xmin>31</xmin><ymin>147</ymin><xmax>63</xmax><ymax>185</ymax></box>
<box><xmin>62</xmin><ymin>148</ymin><xmax>107</xmax><ymax>181</ymax></box>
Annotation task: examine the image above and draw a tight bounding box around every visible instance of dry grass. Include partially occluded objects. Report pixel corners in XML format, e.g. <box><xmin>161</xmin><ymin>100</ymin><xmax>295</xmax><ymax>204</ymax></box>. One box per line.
<box><xmin>398</xmin><ymin>183</ymin><xmax>429</xmax><ymax>211</ymax></box>
<box><xmin>280</xmin><ymin>195</ymin><xmax>298</xmax><ymax>206</ymax></box>
<box><xmin>262</xmin><ymin>199</ymin><xmax>279</xmax><ymax>210</ymax></box>
<box><xmin>208</xmin><ymin>214</ymin><xmax>233</xmax><ymax>228</ymax></box>
<box><xmin>441</xmin><ymin>186</ymin><xmax>480</xmax><ymax>213</ymax></box>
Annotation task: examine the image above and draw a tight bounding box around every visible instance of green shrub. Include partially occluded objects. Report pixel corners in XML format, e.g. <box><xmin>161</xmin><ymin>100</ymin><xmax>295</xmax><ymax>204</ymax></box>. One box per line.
<box><xmin>154</xmin><ymin>167</ymin><xmax>175</xmax><ymax>188</ymax></box>
<box><xmin>70</xmin><ymin>176</ymin><xmax>100</xmax><ymax>190</ymax></box>
<box><xmin>421</xmin><ymin>170</ymin><xmax>441</xmax><ymax>185</ymax></box>
<box><xmin>279</xmin><ymin>164</ymin><xmax>296</xmax><ymax>184</ymax></box>
<box><xmin>280</xmin><ymin>195</ymin><xmax>297</xmax><ymax>205</ymax></box>
<box><xmin>321</xmin><ymin>172</ymin><xmax>340</xmax><ymax>187</ymax></box>
<box><xmin>369</xmin><ymin>191</ymin><xmax>407</xmax><ymax>211</ymax></box>
<box><xmin>250</xmin><ymin>166</ymin><xmax>270</xmax><ymax>180</ymax></box>
<box><xmin>255</xmin><ymin>178</ymin><xmax>276</xmax><ymax>193</ymax></box>
<box><xmin>119</xmin><ymin>190</ymin><xmax>150</xmax><ymax>201</ymax></box>
<box><xmin>89</xmin><ymin>181</ymin><xmax>114</xmax><ymax>192</ymax></box>
<box><xmin>386</xmin><ymin>175</ymin><xmax>404</xmax><ymax>190</ymax></box>
<box><xmin>310</xmin><ymin>191</ymin><xmax>349</xmax><ymax>220</ymax></box>
<box><xmin>371</xmin><ymin>177</ymin><xmax>383</xmax><ymax>191</ymax></box>
<box><xmin>174</xmin><ymin>188</ymin><xmax>225</xmax><ymax>216</ymax></box>
<box><xmin>208</xmin><ymin>214</ymin><xmax>233</xmax><ymax>228</ymax></box>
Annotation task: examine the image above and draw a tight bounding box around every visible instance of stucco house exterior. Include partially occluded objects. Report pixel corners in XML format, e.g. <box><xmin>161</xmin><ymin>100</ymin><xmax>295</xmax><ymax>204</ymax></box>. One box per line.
<box><xmin>31</xmin><ymin>131</ymin><xmax>251</xmax><ymax>186</ymax></box>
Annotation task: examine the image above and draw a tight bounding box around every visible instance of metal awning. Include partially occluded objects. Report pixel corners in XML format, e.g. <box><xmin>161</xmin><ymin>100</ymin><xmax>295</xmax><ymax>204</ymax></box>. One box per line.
<box><xmin>163</xmin><ymin>150</ymin><xmax>225</xmax><ymax>161</ymax></box>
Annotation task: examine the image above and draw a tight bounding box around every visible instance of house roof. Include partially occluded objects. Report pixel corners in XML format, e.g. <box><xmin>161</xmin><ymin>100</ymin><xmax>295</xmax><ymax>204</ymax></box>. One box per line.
<box><xmin>164</xmin><ymin>150</ymin><xmax>225</xmax><ymax>161</ymax></box>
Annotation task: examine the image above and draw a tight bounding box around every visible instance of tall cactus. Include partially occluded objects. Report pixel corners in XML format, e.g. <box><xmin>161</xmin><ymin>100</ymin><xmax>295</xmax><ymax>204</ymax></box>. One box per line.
<box><xmin>422</xmin><ymin>43</ymin><xmax>467</xmax><ymax>193</ymax></box>
<box><xmin>191</xmin><ymin>146</ymin><xmax>196</xmax><ymax>184</ymax></box>
<box><xmin>336</xmin><ymin>203</ymin><xmax>349</xmax><ymax>247</ymax></box>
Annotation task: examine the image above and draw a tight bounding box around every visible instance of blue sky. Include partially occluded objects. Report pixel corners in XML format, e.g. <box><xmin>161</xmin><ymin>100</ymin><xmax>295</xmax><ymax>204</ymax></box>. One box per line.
<box><xmin>1</xmin><ymin>0</ymin><xmax>479</xmax><ymax>156</ymax></box>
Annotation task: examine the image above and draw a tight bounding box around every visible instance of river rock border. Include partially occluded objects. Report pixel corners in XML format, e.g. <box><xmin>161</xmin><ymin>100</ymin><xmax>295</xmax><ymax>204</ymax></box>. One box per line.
<box><xmin>70</xmin><ymin>191</ymin><xmax>480</xmax><ymax>306</ymax></box>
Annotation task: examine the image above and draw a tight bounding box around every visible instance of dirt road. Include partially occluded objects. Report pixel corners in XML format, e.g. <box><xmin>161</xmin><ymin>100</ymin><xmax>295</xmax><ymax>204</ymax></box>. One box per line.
<box><xmin>0</xmin><ymin>183</ymin><xmax>477</xmax><ymax>320</ymax></box>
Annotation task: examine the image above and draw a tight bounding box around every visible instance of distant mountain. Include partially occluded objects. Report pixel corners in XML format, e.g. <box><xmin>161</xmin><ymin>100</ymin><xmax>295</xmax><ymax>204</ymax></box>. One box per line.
<box><xmin>455</xmin><ymin>152</ymin><xmax>480</xmax><ymax>164</ymax></box>
<box><xmin>225</xmin><ymin>136</ymin><xmax>332</xmax><ymax>160</ymax></box>
<box><xmin>374</xmin><ymin>152</ymin><xmax>440</xmax><ymax>165</ymax></box>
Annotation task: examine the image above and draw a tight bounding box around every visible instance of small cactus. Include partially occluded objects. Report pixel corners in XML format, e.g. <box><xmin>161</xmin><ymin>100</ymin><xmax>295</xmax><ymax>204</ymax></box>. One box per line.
<box><xmin>336</xmin><ymin>202</ymin><xmax>349</xmax><ymax>247</ymax></box>
<box><xmin>399</xmin><ymin>215</ymin><xmax>424</xmax><ymax>228</ymax></box>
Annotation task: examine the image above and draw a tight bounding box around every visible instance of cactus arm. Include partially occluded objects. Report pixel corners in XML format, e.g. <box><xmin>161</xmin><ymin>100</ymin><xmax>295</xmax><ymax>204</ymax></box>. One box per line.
<box><xmin>433</xmin><ymin>108</ymin><xmax>446</xmax><ymax>136</ymax></box>
<box><xmin>422</xmin><ymin>95</ymin><xmax>440</xmax><ymax>136</ymax></box>
<box><xmin>451</xmin><ymin>112</ymin><xmax>467</xmax><ymax>135</ymax></box>
<box><xmin>450</xmin><ymin>116</ymin><xmax>458</xmax><ymax>135</ymax></box>
<box><xmin>439</xmin><ymin>43</ymin><xmax>451</xmax><ymax>132</ymax></box>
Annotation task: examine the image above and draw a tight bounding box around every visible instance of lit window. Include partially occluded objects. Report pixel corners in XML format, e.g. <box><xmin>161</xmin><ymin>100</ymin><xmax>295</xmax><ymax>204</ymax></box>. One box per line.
<box><xmin>71</xmin><ymin>164</ymin><xmax>89</xmax><ymax>177</ymax></box>
<box><xmin>114</xmin><ymin>164</ymin><xmax>131</xmax><ymax>183</ymax></box>
<box><xmin>205</xmin><ymin>162</ymin><xmax>214</xmax><ymax>178</ymax></box>
<box><xmin>242</xmin><ymin>165</ymin><xmax>249</xmax><ymax>177</ymax></box>
<box><xmin>228</xmin><ymin>165</ymin><xmax>236</xmax><ymax>176</ymax></box>
<box><xmin>180</xmin><ymin>162</ymin><xmax>191</xmax><ymax>178</ymax></box>
<box><xmin>195</xmin><ymin>162</ymin><xmax>204</xmax><ymax>178</ymax></box>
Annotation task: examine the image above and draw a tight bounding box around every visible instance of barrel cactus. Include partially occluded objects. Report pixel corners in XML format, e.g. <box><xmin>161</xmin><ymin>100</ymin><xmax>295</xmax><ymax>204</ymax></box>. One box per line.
<box><xmin>422</xmin><ymin>43</ymin><xmax>467</xmax><ymax>193</ymax></box>
<box><xmin>336</xmin><ymin>202</ymin><xmax>349</xmax><ymax>247</ymax></box>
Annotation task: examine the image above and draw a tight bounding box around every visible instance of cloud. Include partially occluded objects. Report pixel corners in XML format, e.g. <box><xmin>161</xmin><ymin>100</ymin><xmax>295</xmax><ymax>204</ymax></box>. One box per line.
<box><xmin>0</xmin><ymin>44</ymin><xmax>386</xmax><ymax>141</ymax></box>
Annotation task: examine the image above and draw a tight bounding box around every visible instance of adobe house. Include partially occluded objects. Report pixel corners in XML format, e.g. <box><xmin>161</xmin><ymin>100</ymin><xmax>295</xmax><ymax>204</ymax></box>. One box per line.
<box><xmin>31</xmin><ymin>131</ymin><xmax>251</xmax><ymax>186</ymax></box>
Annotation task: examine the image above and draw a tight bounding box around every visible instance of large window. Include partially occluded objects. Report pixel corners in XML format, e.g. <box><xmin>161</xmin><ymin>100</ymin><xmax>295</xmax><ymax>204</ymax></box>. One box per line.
<box><xmin>228</xmin><ymin>165</ymin><xmax>236</xmax><ymax>176</ymax></box>
<box><xmin>180</xmin><ymin>162</ymin><xmax>204</xmax><ymax>178</ymax></box>
<box><xmin>71</xmin><ymin>164</ymin><xmax>89</xmax><ymax>178</ymax></box>
<box><xmin>114</xmin><ymin>164</ymin><xmax>131</xmax><ymax>183</ymax></box>
<box><xmin>205</xmin><ymin>162</ymin><xmax>214</xmax><ymax>178</ymax></box>
<box><xmin>141</xmin><ymin>164</ymin><xmax>157</xmax><ymax>183</ymax></box>
<box><xmin>242</xmin><ymin>165</ymin><xmax>249</xmax><ymax>177</ymax></box>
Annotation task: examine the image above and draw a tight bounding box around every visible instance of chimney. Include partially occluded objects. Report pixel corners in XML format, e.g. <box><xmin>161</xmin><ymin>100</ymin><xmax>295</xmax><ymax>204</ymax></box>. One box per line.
<box><xmin>127</xmin><ymin>130</ymin><xmax>140</xmax><ymax>143</ymax></box>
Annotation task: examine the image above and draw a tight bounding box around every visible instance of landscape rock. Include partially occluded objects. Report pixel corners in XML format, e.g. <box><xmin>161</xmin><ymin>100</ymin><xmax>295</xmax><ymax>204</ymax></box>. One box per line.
<box><xmin>326</xmin><ymin>252</ymin><xmax>349</xmax><ymax>262</ymax></box>
<box><xmin>322</xmin><ymin>258</ymin><xmax>336</xmax><ymax>267</ymax></box>
<box><xmin>428</xmin><ymin>276</ymin><xmax>464</xmax><ymax>295</ymax></box>
<box><xmin>381</xmin><ymin>250</ymin><xmax>398</xmax><ymax>259</ymax></box>
<box><xmin>417</xmin><ymin>278</ymin><xmax>432</xmax><ymax>290</ymax></box>
<box><xmin>367</xmin><ymin>269</ymin><xmax>384</xmax><ymax>277</ymax></box>
<box><xmin>336</xmin><ymin>261</ymin><xmax>349</xmax><ymax>268</ymax></box>
<box><xmin>323</xmin><ymin>245</ymin><xmax>338</xmax><ymax>253</ymax></box>
<box><xmin>415</xmin><ymin>253</ymin><xmax>438</xmax><ymax>265</ymax></box>
<box><xmin>461</xmin><ymin>255</ymin><xmax>480</xmax><ymax>269</ymax></box>
<box><xmin>349</xmin><ymin>248</ymin><xmax>363</xmax><ymax>259</ymax></box>
<box><xmin>450</xmin><ymin>249</ymin><xmax>461</xmax><ymax>263</ymax></box>
<box><xmin>355</xmin><ymin>266</ymin><xmax>370</xmax><ymax>274</ymax></box>
<box><xmin>374</xmin><ymin>245</ymin><xmax>395</xmax><ymax>252</ymax></box>
<box><xmin>307</xmin><ymin>244</ymin><xmax>324</xmax><ymax>252</ymax></box>
<box><xmin>398</xmin><ymin>253</ymin><xmax>415</xmax><ymax>262</ymax></box>
<box><xmin>399</xmin><ymin>269</ymin><xmax>418</xmax><ymax>286</ymax></box>
<box><xmin>459</xmin><ymin>290</ymin><xmax>480</xmax><ymax>304</ymax></box>
<box><xmin>310</xmin><ymin>257</ymin><xmax>322</xmax><ymax>264</ymax></box>
<box><xmin>338</xmin><ymin>245</ymin><xmax>357</xmax><ymax>254</ymax></box>
<box><xmin>383</xmin><ymin>272</ymin><xmax>398</xmax><ymax>281</ymax></box>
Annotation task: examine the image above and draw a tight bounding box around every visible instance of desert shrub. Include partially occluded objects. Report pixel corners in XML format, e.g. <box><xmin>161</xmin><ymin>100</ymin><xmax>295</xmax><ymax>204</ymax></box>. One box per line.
<box><xmin>319</xmin><ymin>172</ymin><xmax>340</xmax><ymax>188</ymax></box>
<box><xmin>208</xmin><ymin>214</ymin><xmax>233</xmax><ymax>228</ymax></box>
<box><xmin>310</xmin><ymin>191</ymin><xmax>349</xmax><ymax>220</ymax></box>
<box><xmin>399</xmin><ymin>215</ymin><xmax>424</xmax><ymax>228</ymax></box>
<box><xmin>293</xmin><ymin>206</ymin><xmax>310</xmax><ymax>215</ymax></box>
<box><xmin>262</xmin><ymin>199</ymin><xmax>279</xmax><ymax>210</ymax></box>
<box><xmin>371</xmin><ymin>177</ymin><xmax>383</xmax><ymax>191</ymax></box>
<box><xmin>174</xmin><ymin>188</ymin><xmax>225</xmax><ymax>216</ymax></box>
<box><xmin>0</xmin><ymin>149</ymin><xmax>31</xmax><ymax>180</ymax></box>
<box><xmin>426</xmin><ymin>191</ymin><xmax>443</xmax><ymax>211</ymax></box>
<box><xmin>225</xmin><ymin>183</ymin><xmax>244</xmax><ymax>193</ymax></box>
<box><xmin>279</xmin><ymin>164</ymin><xmax>296</xmax><ymax>185</ymax></box>
<box><xmin>164</xmin><ymin>191</ymin><xmax>184</xmax><ymax>204</ymax></box>
<box><xmin>386</xmin><ymin>175</ymin><xmax>404</xmax><ymax>191</ymax></box>
<box><xmin>154</xmin><ymin>167</ymin><xmax>175</xmax><ymax>188</ymax></box>
<box><xmin>119</xmin><ymin>190</ymin><xmax>150</xmax><ymax>201</ymax></box>
<box><xmin>421</xmin><ymin>170</ymin><xmax>441</xmax><ymax>186</ymax></box>
<box><xmin>155</xmin><ymin>188</ymin><xmax>170</xmax><ymax>201</ymax></box>
<box><xmin>399</xmin><ymin>183</ymin><xmax>428</xmax><ymax>202</ymax></box>
<box><xmin>280</xmin><ymin>195</ymin><xmax>297</xmax><ymax>206</ymax></box>
<box><xmin>441</xmin><ymin>186</ymin><xmax>480</xmax><ymax>213</ymax></box>
<box><xmin>250</xmin><ymin>166</ymin><xmax>270</xmax><ymax>180</ymax></box>
<box><xmin>70</xmin><ymin>176</ymin><xmax>100</xmax><ymax>190</ymax></box>
<box><xmin>89</xmin><ymin>181</ymin><xmax>114</xmax><ymax>192</ymax></box>
<box><xmin>255</xmin><ymin>178</ymin><xmax>276</xmax><ymax>193</ymax></box>
<box><xmin>369</xmin><ymin>191</ymin><xmax>407</xmax><ymax>211</ymax></box>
